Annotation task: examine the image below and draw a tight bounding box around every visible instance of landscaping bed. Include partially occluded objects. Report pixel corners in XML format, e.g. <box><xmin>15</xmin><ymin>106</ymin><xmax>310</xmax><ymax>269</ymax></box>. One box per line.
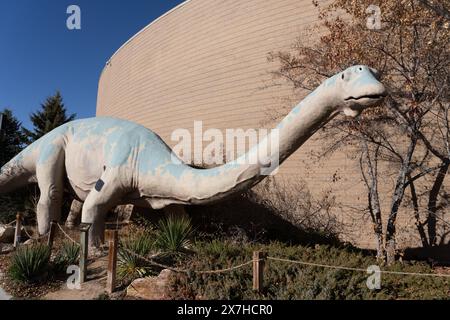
<box><xmin>167</xmin><ymin>241</ymin><xmax>450</xmax><ymax>300</ymax></box>
<box><xmin>0</xmin><ymin>226</ymin><xmax>81</xmax><ymax>299</ymax></box>
<box><xmin>1</xmin><ymin>216</ymin><xmax>449</xmax><ymax>300</ymax></box>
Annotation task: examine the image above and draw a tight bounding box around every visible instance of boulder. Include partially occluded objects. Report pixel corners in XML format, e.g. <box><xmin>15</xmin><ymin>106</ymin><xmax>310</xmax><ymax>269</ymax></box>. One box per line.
<box><xmin>66</xmin><ymin>200</ymin><xmax>83</xmax><ymax>229</ymax></box>
<box><xmin>113</xmin><ymin>204</ymin><xmax>134</xmax><ymax>223</ymax></box>
<box><xmin>126</xmin><ymin>269</ymin><xmax>174</xmax><ymax>300</ymax></box>
<box><xmin>0</xmin><ymin>225</ymin><xmax>31</xmax><ymax>244</ymax></box>
<box><xmin>106</xmin><ymin>205</ymin><xmax>134</xmax><ymax>226</ymax></box>
<box><xmin>0</xmin><ymin>243</ymin><xmax>14</xmax><ymax>254</ymax></box>
<box><xmin>0</xmin><ymin>225</ymin><xmax>15</xmax><ymax>243</ymax></box>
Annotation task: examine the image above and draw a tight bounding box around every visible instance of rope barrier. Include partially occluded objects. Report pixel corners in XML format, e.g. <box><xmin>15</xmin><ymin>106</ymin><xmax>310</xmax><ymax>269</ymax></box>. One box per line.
<box><xmin>5</xmin><ymin>220</ymin><xmax>16</xmax><ymax>226</ymax></box>
<box><xmin>196</xmin><ymin>261</ymin><xmax>254</xmax><ymax>275</ymax></box>
<box><xmin>267</xmin><ymin>256</ymin><xmax>450</xmax><ymax>278</ymax></box>
<box><xmin>11</xmin><ymin>221</ymin><xmax>77</xmax><ymax>244</ymax></box>
<box><xmin>56</xmin><ymin>223</ymin><xmax>80</xmax><ymax>245</ymax></box>
<box><xmin>119</xmin><ymin>246</ymin><xmax>253</xmax><ymax>275</ymax></box>
<box><xmin>107</xmin><ymin>231</ymin><xmax>450</xmax><ymax>294</ymax></box>
<box><xmin>118</xmin><ymin>246</ymin><xmax>450</xmax><ymax>279</ymax></box>
<box><xmin>22</xmin><ymin>226</ymin><xmax>49</xmax><ymax>241</ymax></box>
<box><xmin>12</xmin><ymin>220</ymin><xmax>449</xmax><ymax>282</ymax></box>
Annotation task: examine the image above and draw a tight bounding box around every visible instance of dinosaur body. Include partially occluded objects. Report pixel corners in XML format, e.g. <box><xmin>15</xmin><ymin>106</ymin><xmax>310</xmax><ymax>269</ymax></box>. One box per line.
<box><xmin>0</xmin><ymin>66</ymin><xmax>387</xmax><ymax>246</ymax></box>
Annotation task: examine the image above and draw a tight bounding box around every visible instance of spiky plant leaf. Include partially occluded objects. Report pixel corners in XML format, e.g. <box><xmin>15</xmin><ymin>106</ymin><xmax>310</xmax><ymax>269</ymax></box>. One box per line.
<box><xmin>8</xmin><ymin>244</ymin><xmax>51</xmax><ymax>283</ymax></box>
<box><xmin>118</xmin><ymin>232</ymin><xmax>154</xmax><ymax>281</ymax></box>
<box><xmin>155</xmin><ymin>214</ymin><xmax>193</xmax><ymax>254</ymax></box>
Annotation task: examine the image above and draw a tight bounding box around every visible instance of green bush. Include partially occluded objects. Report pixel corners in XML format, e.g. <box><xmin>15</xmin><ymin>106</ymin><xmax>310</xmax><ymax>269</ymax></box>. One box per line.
<box><xmin>155</xmin><ymin>214</ymin><xmax>193</xmax><ymax>254</ymax></box>
<box><xmin>118</xmin><ymin>232</ymin><xmax>154</xmax><ymax>281</ymax></box>
<box><xmin>8</xmin><ymin>244</ymin><xmax>51</xmax><ymax>283</ymax></box>
<box><xmin>168</xmin><ymin>241</ymin><xmax>450</xmax><ymax>300</ymax></box>
<box><xmin>53</xmin><ymin>241</ymin><xmax>80</xmax><ymax>273</ymax></box>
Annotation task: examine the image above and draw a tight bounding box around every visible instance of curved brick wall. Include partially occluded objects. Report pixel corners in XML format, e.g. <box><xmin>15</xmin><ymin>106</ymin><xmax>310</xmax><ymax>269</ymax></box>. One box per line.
<box><xmin>96</xmin><ymin>0</ymin><xmax>449</xmax><ymax>249</ymax></box>
<box><xmin>97</xmin><ymin>0</ymin><xmax>329</xmax><ymax>178</ymax></box>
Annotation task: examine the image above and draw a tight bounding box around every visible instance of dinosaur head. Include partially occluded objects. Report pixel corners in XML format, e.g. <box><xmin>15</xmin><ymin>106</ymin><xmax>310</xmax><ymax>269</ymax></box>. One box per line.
<box><xmin>334</xmin><ymin>65</ymin><xmax>387</xmax><ymax>117</ymax></box>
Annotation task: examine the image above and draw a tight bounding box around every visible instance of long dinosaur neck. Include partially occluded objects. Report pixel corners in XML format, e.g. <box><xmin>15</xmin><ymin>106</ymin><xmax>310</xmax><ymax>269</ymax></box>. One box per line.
<box><xmin>275</xmin><ymin>83</ymin><xmax>337</xmax><ymax>165</ymax></box>
<box><xmin>184</xmin><ymin>82</ymin><xmax>338</xmax><ymax>205</ymax></box>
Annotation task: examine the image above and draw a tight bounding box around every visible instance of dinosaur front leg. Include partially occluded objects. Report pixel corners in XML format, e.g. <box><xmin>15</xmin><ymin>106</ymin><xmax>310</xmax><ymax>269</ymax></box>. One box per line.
<box><xmin>81</xmin><ymin>170</ymin><xmax>125</xmax><ymax>247</ymax></box>
<box><xmin>36</xmin><ymin>154</ymin><xmax>65</xmax><ymax>236</ymax></box>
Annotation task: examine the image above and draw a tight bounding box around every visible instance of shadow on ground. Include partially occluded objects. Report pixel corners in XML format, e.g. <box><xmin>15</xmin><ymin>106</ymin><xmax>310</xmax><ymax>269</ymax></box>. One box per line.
<box><xmin>403</xmin><ymin>244</ymin><xmax>450</xmax><ymax>266</ymax></box>
<box><xmin>133</xmin><ymin>193</ymin><xmax>342</xmax><ymax>247</ymax></box>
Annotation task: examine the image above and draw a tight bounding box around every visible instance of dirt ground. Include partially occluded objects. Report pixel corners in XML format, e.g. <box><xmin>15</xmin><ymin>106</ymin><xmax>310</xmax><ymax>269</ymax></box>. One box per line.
<box><xmin>43</xmin><ymin>255</ymin><xmax>113</xmax><ymax>300</ymax></box>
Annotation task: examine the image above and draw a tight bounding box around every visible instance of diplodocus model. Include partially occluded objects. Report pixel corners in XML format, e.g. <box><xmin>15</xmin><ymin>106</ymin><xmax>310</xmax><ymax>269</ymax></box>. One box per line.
<box><xmin>0</xmin><ymin>66</ymin><xmax>387</xmax><ymax>246</ymax></box>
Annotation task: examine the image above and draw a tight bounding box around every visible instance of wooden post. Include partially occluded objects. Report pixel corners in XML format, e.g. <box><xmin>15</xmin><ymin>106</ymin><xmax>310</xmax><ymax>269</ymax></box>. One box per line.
<box><xmin>253</xmin><ymin>251</ymin><xmax>267</xmax><ymax>293</ymax></box>
<box><xmin>79</xmin><ymin>223</ymin><xmax>91</xmax><ymax>284</ymax></box>
<box><xmin>47</xmin><ymin>221</ymin><xmax>57</xmax><ymax>249</ymax></box>
<box><xmin>13</xmin><ymin>213</ymin><xmax>22</xmax><ymax>248</ymax></box>
<box><xmin>106</xmin><ymin>229</ymin><xmax>119</xmax><ymax>294</ymax></box>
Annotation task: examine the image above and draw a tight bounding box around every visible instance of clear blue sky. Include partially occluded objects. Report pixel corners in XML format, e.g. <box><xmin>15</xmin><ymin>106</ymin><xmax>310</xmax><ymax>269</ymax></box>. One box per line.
<box><xmin>1</xmin><ymin>0</ymin><xmax>184</xmax><ymax>129</ymax></box>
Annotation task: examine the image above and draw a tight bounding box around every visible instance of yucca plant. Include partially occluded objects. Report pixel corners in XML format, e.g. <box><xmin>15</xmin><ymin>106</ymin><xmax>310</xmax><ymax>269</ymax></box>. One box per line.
<box><xmin>8</xmin><ymin>244</ymin><xmax>51</xmax><ymax>283</ymax></box>
<box><xmin>155</xmin><ymin>214</ymin><xmax>194</xmax><ymax>255</ymax></box>
<box><xmin>53</xmin><ymin>241</ymin><xmax>80</xmax><ymax>273</ymax></box>
<box><xmin>118</xmin><ymin>232</ymin><xmax>154</xmax><ymax>280</ymax></box>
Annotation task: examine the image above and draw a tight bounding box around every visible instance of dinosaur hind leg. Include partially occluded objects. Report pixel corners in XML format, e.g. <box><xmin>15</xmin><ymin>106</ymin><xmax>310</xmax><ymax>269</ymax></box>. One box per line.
<box><xmin>35</xmin><ymin>151</ymin><xmax>65</xmax><ymax>236</ymax></box>
<box><xmin>81</xmin><ymin>169</ymin><xmax>125</xmax><ymax>247</ymax></box>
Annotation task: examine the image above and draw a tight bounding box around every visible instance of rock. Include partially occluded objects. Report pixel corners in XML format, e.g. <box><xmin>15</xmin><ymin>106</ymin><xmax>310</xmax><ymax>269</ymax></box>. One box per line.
<box><xmin>0</xmin><ymin>243</ymin><xmax>14</xmax><ymax>254</ymax></box>
<box><xmin>113</xmin><ymin>205</ymin><xmax>134</xmax><ymax>224</ymax></box>
<box><xmin>66</xmin><ymin>200</ymin><xmax>83</xmax><ymax>229</ymax></box>
<box><xmin>0</xmin><ymin>224</ymin><xmax>32</xmax><ymax>244</ymax></box>
<box><xmin>126</xmin><ymin>269</ymin><xmax>174</xmax><ymax>300</ymax></box>
<box><xmin>105</xmin><ymin>205</ymin><xmax>134</xmax><ymax>228</ymax></box>
<box><xmin>0</xmin><ymin>225</ymin><xmax>15</xmax><ymax>243</ymax></box>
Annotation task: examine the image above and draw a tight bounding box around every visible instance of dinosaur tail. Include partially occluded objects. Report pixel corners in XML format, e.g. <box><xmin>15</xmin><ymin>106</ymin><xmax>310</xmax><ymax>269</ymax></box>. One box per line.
<box><xmin>0</xmin><ymin>152</ymin><xmax>35</xmax><ymax>194</ymax></box>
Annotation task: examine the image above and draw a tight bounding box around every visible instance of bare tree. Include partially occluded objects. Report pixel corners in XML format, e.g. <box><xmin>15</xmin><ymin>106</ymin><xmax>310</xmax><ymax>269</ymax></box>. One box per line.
<box><xmin>268</xmin><ymin>0</ymin><xmax>449</xmax><ymax>263</ymax></box>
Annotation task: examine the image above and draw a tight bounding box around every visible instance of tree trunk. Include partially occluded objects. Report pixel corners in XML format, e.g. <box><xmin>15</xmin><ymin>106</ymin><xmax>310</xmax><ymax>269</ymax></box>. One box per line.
<box><xmin>368</xmin><ymin>192</ymin><xmax>385</xmax><ymax>260</ymax></box>
<box><xmin>361</xmin><ymin>141</ymin><xmax>385</xmax><ymax>260</ymax></box>
<box><xmin>426</xmin><ymin>161</ymin><xmax>449</xmax><ymax>246</ymax></box>
<box><xmin>408</xmin><ymin>178</ymin><xmax>429</xmax><ymax>247</ymax></box>
<box><xmin>386</xmin><ymin>135</ymin><xmax>417</xmax><ymax>265</ymax></box>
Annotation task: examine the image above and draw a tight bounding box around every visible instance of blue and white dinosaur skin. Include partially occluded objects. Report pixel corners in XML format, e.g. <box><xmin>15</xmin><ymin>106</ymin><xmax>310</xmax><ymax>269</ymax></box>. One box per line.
<box><xmin>0</xmin><ymin>66</ymin><xmax>386</xmax><ymax>246</ymax></box>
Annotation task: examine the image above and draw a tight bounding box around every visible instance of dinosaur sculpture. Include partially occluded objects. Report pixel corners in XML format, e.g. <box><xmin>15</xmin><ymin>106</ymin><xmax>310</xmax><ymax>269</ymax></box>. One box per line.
<box><xmin>0</xmin><ymin>66</ymin><xmax>386</xmax><ymax>246</ymax></box>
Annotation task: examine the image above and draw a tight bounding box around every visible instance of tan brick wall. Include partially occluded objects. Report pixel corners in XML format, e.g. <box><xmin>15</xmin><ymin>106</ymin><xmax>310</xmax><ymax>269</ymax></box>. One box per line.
<box><xmin>96</xmin><ymin>0</ymin><xmax>449</xmax><ymax>249</ymax></box>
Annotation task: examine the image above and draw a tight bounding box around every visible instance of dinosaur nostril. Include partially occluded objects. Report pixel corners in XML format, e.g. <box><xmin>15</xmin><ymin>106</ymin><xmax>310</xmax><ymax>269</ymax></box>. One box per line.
<box><xmin>341</xmin><ymin>74</ymin><xmax>345</xmax><ymax>80</ymax></box>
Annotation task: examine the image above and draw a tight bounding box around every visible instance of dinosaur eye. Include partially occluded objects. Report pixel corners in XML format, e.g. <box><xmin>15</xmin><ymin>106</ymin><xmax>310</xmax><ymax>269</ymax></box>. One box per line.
<box><xmin>341</xmin><ymin>74</ymin><xmax>345</xmax><ymax>80</ymax></box>
<box><xmin>359</xmin><ymin>67</ymin><xmax>363</xmax><ymax>71</ymax></box>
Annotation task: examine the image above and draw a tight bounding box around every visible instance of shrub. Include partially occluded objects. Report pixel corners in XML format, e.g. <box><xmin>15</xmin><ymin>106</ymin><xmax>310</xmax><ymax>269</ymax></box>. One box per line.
<box><xmin>8</xmin><ymin>244</ymin><xmax>51</xmax><ymax>283</ymax></box>
<box><xmin>155</xmin><ymin>214</ymin><xmax>193</xmax><ymax>254</ymax></box>
<box><xmin>169</xmin><ymin>241</ymin><xmax>450</xmax><ymax>300</ymax></box>
<box><xmin>53</xmin><ymin>241</ymin><xmax>80</xmax><ymax>273</ymax></box>
<box><xmin>118</xmin><ymin>232</ymin><xmax>154</xmax><ymax>281</ymax></box>
<box><xmin>252</xmin><ymin>177</ymin><xmax>341</xmax><ymax>242</ymax></box>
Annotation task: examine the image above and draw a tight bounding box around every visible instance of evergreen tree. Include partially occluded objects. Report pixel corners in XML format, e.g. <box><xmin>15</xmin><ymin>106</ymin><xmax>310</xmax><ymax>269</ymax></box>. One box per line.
<box><xmin>23</xmin><ymin>91</ymin><xmax>76</xmax><ymax>142</ymax></box>
<box><xmin>0</xmin><ymin>109</ymin><xmax>28</xmax><ymax>223</ymax></box>
<box><xmin>0</xmin><ymin>109</ymin><xmax>27</xmax><ymax>165</ymax></box>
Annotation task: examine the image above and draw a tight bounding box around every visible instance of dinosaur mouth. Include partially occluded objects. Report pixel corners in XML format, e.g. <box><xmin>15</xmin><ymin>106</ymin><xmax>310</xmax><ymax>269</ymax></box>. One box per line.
<box><xmin>345</xmin><ymin>94</ymin><xmax>386</xmax><ymax>101</ymax></box>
